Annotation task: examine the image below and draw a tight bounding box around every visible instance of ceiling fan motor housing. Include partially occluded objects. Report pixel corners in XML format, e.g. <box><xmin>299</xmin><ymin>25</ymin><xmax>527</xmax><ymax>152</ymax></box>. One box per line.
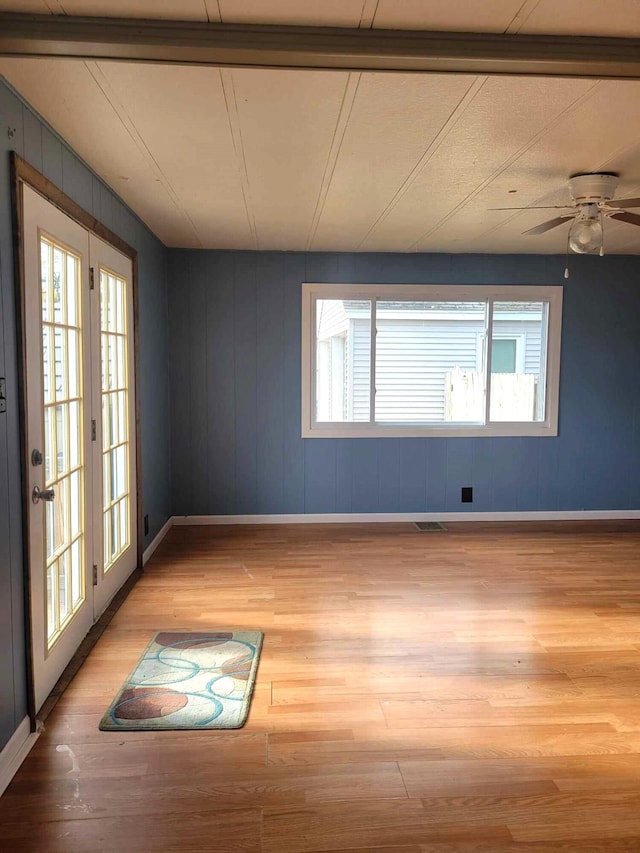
<box><xmin>569</xmin><ymin>173</ymin><xmax>619</xmax><ymax>204</ymax></box>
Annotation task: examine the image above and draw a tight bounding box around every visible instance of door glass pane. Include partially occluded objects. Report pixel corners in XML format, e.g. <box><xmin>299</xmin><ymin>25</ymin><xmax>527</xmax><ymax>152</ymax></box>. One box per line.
<box><xmin>54</xmin><ymin>327</ymin><xmax>66</xmax><ymax>401</ymax></box>
<box><xmin>45</xmin><ymin>499</ymin><xmax>55</xmax><ymax>560</ymax></box>
<box><xmin>46</xmin><ymin>563</ymin><xmax>56</xmax><ymax>643</ymax></box>
<box><xmin>44</xmin><ymin>404</ymin><xmax>55</xmax><ymax>485</ymax></box>
<box><xmin>68</xmin><ymin>330</ymin><xmax>79</xmax><ymax>398</ymax></box>
<box><xmin>42</xmin><ymin>326</ymin><xmax>54</xmax><ymax>404</ymax></box>
<box><xmin>66</xmin><ymin>254</ymin><xmax>78</xmax><ymax>326</ymax></box>
<box><xmin>107</xmin><ymin>334</ymin><xmax>116</xmax><ymax>389</ymax></box>
<box><xmin>119</xmin><ymin>498</ymin><xmax>128</xmax><ymax>553</ymax></box>
<box><xmin>53</xmin><ymin>246</ymin><xmax>65</xmax><ymax>324</ymax></box>
<box><xmin>103</xmin><ymin>509</ymin><xmax>111</xmax><ymax>568</ymax></box>
<box><xmin>58</xmin><ymin>548</ymin><xmax>70</xmax><ymax>623</ymax></box>
<box><xmin>100</xmin><ymin>268</ymin><xmax>131</xmax><ymax>573</ymax></box>
<box><xmin>41</xmin><ymin>239</ymin><xmax>51</xmax><ymax>323</ymax></box>
<box><xmin>118</xmin><ymin>391</ymin><xmax>126</xmax><ymax>440</ymax></box>
<box><xmin>110</xmin><ymin>504</ymin><xmax>119</xmax><ymax>561</ymax></box>
<box><xmin>116</xmin><ymin>336</ymin><xmax>126</xmax><ymax>388</ymax></box>
<box><xmin>70</xmin><ymin>539</ymin><xmax>82</xmax><ymax>607</ymax></box>
<box><xmin>103</xmin><ymin>453</ymin><xmax>111</xmax><ymax>507</ymax></box>
<box><xmin>69</xmin><ymin>402</ymin><xmax>80</xmax><ymax>469</ymax></box>
<box><xmin>112</xmin><ymin>445</ymin><xmax>126</xmax><ymax>500</ymax></box>
<box><xmin>69</xmin><ymin>470</ymin><xmax>81</xmax><ymax>539</ymax></box>
<box><xmin>40</xmin><ymin>236</ymin><xmax>85</xmax><ymax>649</ymax></box>
<box><xmin>490</xmin><ymin>301</ymin><xmax>548</xmax><ymax>422</ymax></box>
<box><xmin>55</xmin><ymin>404</ymin><xmax>68</xmax><ymax>476</ymax></box>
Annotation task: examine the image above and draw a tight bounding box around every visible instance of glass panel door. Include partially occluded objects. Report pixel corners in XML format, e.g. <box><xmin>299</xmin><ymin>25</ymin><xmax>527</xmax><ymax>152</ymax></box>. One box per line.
<box><xmin>90</xmin><ymin>235</ymin><xmax>137</xmax><ymax>619</ymax></box>
<box><xmin>100</xmin><ymin>268</ymin><xmax>131</xmax><ymax>571</ymax></box>
<box><xmin>24</xmin><ymin>185</ymin><xmax>93</xmax><ymax>712</ymax></box>
<box><xmin>40</xmin><ymin>236</ymin><xmax>86</xmax><ymax>649</ymax></box>
<box><xmin>24</xmin><ymin>187</ymin><xmax>137</xmax><ymax>712</ymax></box>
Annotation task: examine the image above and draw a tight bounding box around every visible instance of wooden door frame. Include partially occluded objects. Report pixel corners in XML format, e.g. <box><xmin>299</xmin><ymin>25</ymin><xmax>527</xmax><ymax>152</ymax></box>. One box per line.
<box><xmin>10</xmin><ymin>152</ymin><xmax>142</xmax><ymax>728</ymax></box>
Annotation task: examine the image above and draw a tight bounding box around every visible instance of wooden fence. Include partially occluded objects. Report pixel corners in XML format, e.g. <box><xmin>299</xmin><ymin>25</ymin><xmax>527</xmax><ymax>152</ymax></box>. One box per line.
<box><xmin>445</xmin><ymin>366</ymin><xmax>536</xmax><ymax>422</ymax></box>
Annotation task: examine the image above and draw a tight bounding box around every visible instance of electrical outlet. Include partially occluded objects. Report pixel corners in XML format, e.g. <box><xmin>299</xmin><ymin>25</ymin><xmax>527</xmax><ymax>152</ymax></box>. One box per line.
<box><xmin>144</xmin><ymin>514</ymin><xmax>149</xmax><ymax>536</ymax></box>
<box><xmin>461</xmin><ymin>487</ymin><xmax>473</xmax><ymax>503</ymax></box>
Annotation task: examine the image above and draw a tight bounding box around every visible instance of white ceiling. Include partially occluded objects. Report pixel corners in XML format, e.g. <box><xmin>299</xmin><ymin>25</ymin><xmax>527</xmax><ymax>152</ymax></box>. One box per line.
<box><xmin>3</xmin><ymin>0</ymin><xmax>640</xmax><ymax>253</ymax></box>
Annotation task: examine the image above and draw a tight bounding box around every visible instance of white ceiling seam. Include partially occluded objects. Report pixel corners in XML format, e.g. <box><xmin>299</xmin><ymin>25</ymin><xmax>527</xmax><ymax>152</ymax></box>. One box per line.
<box><xmin>306</xmin><ymin>73</ymin><xmax>362</xmax><ymax>250</ymax></box>
<box><xmin>86</xmin><ymin>60</ymin><xmax>203</xmax><ymax>246</ymax></box>
<box><xmin>377</xmin><ymin>77</ymin><xmax>640</xmax><ymax>254</ymax></box>
<box><xmin>355</xmin><ymin>76</ymin><xmax>487</xmax><ymax>250</ymax></box>
<box><xmin>504</xmin><ymin>0</ymin><xmax>543</xmax><ymax>35</ymax></box>
<box><xmin>410</xmin><ymin>79</ymin><xmax>603</xmax><ymax>250</ymax></box>
<box><xmin>204</xmin><ymin>0</ymin><xmax>221</xmax><ymax>24</ymax></box>
<box><xmin>358</xmin><ymin>0</ymin><xmax>379</xmax><ymax>30</ymax></box>
<box><xmin>219</xmin><ymin>67</ymin><xmax>259</xmax><ymax>249</ymax></box>
<box><xmin>460</xmin><ymin>80</ymin><xmax>640</xmax><ymax>253</ymax></box>
<box><xmin>42</xmin><ymin>0</ymin><xmax>65</xmax><ymax>13</ymax></box>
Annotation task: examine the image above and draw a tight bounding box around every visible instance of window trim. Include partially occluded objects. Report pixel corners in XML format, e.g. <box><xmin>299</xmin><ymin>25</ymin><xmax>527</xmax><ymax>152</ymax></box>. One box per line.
<box><xmin>302</xmin><ymin>283</ymin><xmax>563</xmax><ymax>439</ymax></box>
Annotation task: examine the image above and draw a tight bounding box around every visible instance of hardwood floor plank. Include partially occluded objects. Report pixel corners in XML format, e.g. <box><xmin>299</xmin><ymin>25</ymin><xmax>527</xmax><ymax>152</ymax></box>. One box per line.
<box><xmin>261</xmin><ymin>798</ymin><xmax>513</xmax><ymax>851</ymax></box>
<box><xmin>400</xmin><ymin>755</ymin><xmax>640</xmax><ymax>798</ymax></box>
<box><xmin>0</xmin><ymin>808</ymin><xmax>262</xmax><ymax>852</ymax></box>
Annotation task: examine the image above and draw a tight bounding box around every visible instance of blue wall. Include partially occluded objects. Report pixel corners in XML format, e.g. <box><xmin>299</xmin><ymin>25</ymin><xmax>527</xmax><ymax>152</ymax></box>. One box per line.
<box><xmin>0</xmin><ymin>78</ymin><xmax>171</xmax><ymax>750</ymax></box>
<box><xmin>168</xmin><ymin>249</ymin><xmax>640</xmax><ymax>516</ymax></box>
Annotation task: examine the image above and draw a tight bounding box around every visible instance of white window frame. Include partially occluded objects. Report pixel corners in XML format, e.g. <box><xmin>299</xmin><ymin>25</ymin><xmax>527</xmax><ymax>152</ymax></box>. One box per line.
<box><xmin>302</xmin><ymin>283</ymin><xmax>563</xmax><ymax>438</ymax></box>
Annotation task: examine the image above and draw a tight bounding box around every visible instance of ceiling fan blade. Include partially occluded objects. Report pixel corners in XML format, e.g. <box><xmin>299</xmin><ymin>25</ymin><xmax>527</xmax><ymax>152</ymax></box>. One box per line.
<box><xmin>607</xmin><ymin>197</ymin><xmax>640</xmax><ymax>209</ymax></box>
<box><xmin>609</xmin><ymin>211</ymin><xmax>640</xmax><ymax>227</ymax></box>
<box><xmin>523</xmin><ymin>215</ymin><xmax>575</xmax><ymax>236</ymax></box>
<box><xmin>489</xmin><ymin>205</ymin><xmax>574</xmax><ymax>211</ymax></box>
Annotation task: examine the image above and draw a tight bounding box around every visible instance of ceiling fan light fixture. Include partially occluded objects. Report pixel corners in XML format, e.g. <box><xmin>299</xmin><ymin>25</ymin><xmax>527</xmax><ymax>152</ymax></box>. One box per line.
<box><xmin>568</xmin><ymin>214</ymin><xmax>603</xmax><ymax>254</ymax></box>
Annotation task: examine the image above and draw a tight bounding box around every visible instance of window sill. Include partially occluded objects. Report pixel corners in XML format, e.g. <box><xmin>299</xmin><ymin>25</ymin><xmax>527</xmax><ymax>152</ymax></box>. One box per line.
<box><xmin>302</xmin><ymin>422</ymin><xmax>558</xmax><ymax>438</ymax></box>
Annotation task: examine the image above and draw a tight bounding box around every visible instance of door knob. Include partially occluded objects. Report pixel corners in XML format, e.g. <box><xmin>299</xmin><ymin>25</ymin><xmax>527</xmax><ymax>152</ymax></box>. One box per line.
<box><xmin>32</xmin><ymin>485</ymin><xmax>55</xmax><ymax>504</ymax></box>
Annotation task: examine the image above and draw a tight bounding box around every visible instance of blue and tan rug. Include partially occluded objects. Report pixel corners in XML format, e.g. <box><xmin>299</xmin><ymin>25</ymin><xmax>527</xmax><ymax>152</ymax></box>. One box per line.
<box><xmin>99</xmin><ymin>631</ymin><xmax>263</xmax><ymax>731</ymax></box>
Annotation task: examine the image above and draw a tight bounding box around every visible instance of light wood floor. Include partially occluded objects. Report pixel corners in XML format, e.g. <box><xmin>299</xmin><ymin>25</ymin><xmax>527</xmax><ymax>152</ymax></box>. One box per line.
<box><xmin>4</xmin><ymin>521</ymin><xmax>640</xmax><ymax>852</ymax></box>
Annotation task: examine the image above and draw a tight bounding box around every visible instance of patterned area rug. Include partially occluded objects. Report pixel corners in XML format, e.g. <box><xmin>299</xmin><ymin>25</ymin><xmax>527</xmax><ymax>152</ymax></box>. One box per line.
<box><xmin>99</xmin><ymin>631</ymin><xmax>263</xmax><ymax>731</ymax></box>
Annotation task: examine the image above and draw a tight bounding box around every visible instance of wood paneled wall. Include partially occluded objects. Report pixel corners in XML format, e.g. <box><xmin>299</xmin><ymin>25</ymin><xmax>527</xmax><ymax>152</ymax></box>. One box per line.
<box><xmin>168</xmin><ymin>248</ymin><xmax>640</xmax><ymax>517</ymax></box>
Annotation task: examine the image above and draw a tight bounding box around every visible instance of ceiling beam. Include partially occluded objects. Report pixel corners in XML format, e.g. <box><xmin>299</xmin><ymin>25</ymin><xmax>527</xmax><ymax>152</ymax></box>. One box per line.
<box><xmin>1</xmin><ymin>13</ymin><xmax>640</xmax><ymax>79</ymax></box>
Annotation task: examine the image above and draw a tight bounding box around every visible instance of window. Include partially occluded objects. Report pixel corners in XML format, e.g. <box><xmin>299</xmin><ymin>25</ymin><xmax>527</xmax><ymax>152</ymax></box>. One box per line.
<box><xmin>302</xmin><ymin>284</ymin><xmax>562</xmax><ymax>438</ymax></box>
<box><xmin>491</xmin><ymin>339</ymin><xmax>517</xmax><ymax>373</ymax></box>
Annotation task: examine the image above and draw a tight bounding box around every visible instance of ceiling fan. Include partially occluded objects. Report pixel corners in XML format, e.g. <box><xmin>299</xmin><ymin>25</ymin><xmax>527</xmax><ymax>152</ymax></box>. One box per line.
<box><xmin>492</xmin><ymin>173</ymin><xmax>640</xmax><ymax>255</ymax></box>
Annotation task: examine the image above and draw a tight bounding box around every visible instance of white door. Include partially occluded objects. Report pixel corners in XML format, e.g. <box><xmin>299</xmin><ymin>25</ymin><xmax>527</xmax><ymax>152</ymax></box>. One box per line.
<box><xmin>90</xmin><ymin>235</ymin><xmax>137</xmax><ymax>618</ymax></box>
<box><xmin>23</xmin><ymin>185</ymin><xmax>137</xmax><ymax>712</ymax></box>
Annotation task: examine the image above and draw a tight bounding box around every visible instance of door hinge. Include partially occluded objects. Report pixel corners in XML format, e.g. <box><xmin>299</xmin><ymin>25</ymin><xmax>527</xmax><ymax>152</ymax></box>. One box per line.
<box><xmin>92</xmin><ymin>564</ymin><xmax>98</xmax><ymax>586</ymax></box>
<box><xmin>91</xmin><ymin>418</ymin><xmax>96</xmax><ymax>441</ymax></box>
<box><xmin>89</xmin><ymin>267</ymin><xmax>95</xmax><ymax>290</ymax></box>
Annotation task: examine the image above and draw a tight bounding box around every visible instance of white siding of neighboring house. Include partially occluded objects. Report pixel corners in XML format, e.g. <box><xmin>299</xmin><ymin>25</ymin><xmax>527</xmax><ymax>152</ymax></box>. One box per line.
<box><xmin>316</xmin><ymin>300</ymin><xmax>349</xmax><ymax>421</ymax></box>
<box><xmin>349</xmin><ymin>315</ymin><xmax>543</xmax><ymax>423</ymax></box>
<box><xmin>316</xmin><ymin>299</ymin><xmax>349</xmax><ymax>340</ymax></box>
<box><xmin>521</xmin><ymin>322</ymin><xmax>542</xmax><ymax>374</ymax></box>
<box><xmin>375</xmin><ymin>318</ymin><xmax>483</xmax><ymax>422</ymax></box>
<box><xmin>350</xmin><ymin>317</ymin><xmax>371</xmax><ymax>421</ymax></box>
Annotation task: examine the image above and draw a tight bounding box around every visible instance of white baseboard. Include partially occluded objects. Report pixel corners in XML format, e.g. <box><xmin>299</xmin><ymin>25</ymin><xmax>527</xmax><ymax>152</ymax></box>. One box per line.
<box><xmin>143</xmin><ymin>517</ymin><xmax>174</xmax><ymax>565</ymax></box>
<box><xmin>0</xmin><ymin>717</ymin><xmax>39</xmax><ymax>797</ymax></box>
<box><xmin>172</xmin><ymin>510</ymin><xmax>640</xmax><ymax>525</ymax></box>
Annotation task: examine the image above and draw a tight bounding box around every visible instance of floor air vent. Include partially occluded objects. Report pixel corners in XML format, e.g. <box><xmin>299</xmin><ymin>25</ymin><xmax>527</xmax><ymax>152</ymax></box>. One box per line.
<box><xmin>414</xmin><ymin>521</ymin><xmax>446</xmax><ymax>532</ymax></box>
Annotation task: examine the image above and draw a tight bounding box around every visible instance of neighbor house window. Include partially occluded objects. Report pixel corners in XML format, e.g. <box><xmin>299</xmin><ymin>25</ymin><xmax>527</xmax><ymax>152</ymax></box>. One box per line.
<box><xmin>491</xmin><ymin>339</ymin><xmax>518</xmax><ymax>373</ymax></box>
<box><xmin>302</xmin><ymin>284</ymin><xmax>562</xmax><ymax>438</ymax></box>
